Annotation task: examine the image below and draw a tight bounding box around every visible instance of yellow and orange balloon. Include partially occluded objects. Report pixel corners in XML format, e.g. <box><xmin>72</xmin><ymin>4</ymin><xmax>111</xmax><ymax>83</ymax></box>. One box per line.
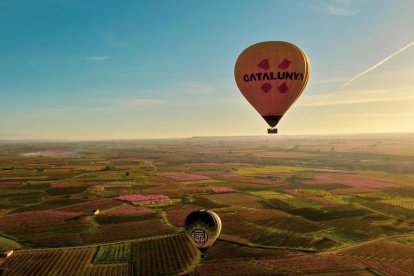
<box><xmin>234</xmin><ymin>41</ymin><xmax>310</xmax><ymax>133</ymax></box>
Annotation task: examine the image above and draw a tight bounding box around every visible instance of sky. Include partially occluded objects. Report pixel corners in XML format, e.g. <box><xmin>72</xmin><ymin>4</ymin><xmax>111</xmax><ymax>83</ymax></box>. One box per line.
<box><xmin>0</xmin><ymin>0</ymin><xmax>413</xmax><ymax>139</ymax></box>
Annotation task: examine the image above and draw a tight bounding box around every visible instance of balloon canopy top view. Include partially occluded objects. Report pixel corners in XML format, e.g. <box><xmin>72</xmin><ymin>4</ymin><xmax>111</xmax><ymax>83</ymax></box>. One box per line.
<box><xmin>234</xmin><ymin>41</ymin><xmax>310</xmax><ymax>134</ymax></box>
<box><xmin>185</xmin><ymin>209</ymin><xmax>222</xmax><ymax>259</ymax></box>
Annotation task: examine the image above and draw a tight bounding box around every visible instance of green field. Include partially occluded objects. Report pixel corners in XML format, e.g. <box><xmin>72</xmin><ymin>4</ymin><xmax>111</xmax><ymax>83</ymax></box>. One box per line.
<box><xmin>0</xmin><ymin>134</ymin><xmax>413</xmax><ymax>274</ymax></box>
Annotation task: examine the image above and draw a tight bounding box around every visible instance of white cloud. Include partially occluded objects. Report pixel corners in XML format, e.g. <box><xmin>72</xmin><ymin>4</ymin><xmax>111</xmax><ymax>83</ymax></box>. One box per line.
<box><xmin>152</xmin><ymin>81</ymin><xmax>219</xmax><ymax>96</ymax></box>
<box><xmin>313</xmin><ymin>0</ymin><xmax>358</xmax><ymax>16</ymax></box>
<box><xmin>85</xmin><ymin>56</ymin><xmax>111</xmax><ymax>61</ymax></box>
<box><xmin>104</xmin><ymin>98</ymin><xmax>165</xmax><ymax>107</ymax></box>
<box><xmin>36</xmin><ymin>98</ymin><xmax>165</xmax><ymax>114</ymax></box>
<box><xmin>326</xmin><ymin>5</ymin><xmax>355</xmax><ymax>16</ymax></box>
<box><xmin>178</xmin><ymin>82</ymin><xmax>216</xmax><ymax>95</ymax></box>
<box><xmin>334</xmin><ymin>112</ymin><xmax>414</xmax><ymax>118</ymax></box>
<box><xmin>298</xmin><ymin>89</ymin><xmax>414</xmax><ymax>107</ymax></box>
<box><xmin>340</xmin><ymin>41</ymin><xmax>414</xmax><ymax>89</ymax></box>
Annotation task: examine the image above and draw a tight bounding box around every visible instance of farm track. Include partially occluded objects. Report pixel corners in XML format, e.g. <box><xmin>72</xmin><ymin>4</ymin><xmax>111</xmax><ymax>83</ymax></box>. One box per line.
<box><xmin>329</xmin><ymin>232</ymin><xmax>414</xmax><ymax>254</ymax></box>
<box><xmin>10</xmin><ymin>233</ymin><xmax>183</xmax><ymax>253</ymax></box>
<box><xmin>5</xmin><ymin>233</ymin><xmax>316</xmax><ymax>255</ymax></box>
<box><xmin>217</xmin><ymin>237</ymin><xmax>319</xmax><ymax>254</ymax></box>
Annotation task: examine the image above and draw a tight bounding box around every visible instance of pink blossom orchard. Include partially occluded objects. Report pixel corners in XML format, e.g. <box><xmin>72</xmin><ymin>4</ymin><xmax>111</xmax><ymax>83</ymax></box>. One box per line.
<box><xmin>212</xmin><ymin>187</ymin><xmax>237</xmax><ymax>193</ymax></box>
<box><xmin>157</xmin><ymin>172</ymin><xmax>210</xmax><ymax>181</ymax></box>
<box><xmin>115</xmin><ymin>194</ymin><xmax>169</xmax><ymax>202</ymax></box>
<box><xmin>105</xmin><ymin>204</ymin><xmax>154</xmax><ymax>216</ymax></box>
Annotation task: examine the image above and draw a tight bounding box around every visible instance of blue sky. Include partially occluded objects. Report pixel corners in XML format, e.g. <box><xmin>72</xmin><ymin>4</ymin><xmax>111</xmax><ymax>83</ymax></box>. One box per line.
<box><xmin>1</xmin><ymin>0</ymin><xmax>413</xmax><ymax>139</ymax></box>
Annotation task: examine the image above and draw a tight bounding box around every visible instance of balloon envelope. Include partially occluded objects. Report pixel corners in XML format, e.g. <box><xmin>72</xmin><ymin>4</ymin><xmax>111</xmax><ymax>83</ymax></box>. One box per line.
<box><xmin>184</xmin><ymin>210</ymin><xmax>221</xmax><ymax>256</ymax></box>
<box><xmin>234</xmin><ymin>41</ymin><xmax>310</xmax><ymax>129</ymax></box>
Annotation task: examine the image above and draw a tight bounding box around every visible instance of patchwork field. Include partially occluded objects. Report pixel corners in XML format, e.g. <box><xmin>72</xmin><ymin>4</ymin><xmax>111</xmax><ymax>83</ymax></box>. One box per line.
<box><xmin>0</xmin><ymin>134</ymin><xmax>413</xmax><ymax>274</ymax></box>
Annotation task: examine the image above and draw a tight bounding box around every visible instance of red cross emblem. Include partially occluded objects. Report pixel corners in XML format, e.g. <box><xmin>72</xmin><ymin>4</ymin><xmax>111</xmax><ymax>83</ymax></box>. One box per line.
<box><xmin>257</xmin><ymin>58</ymin><xmax>291</xmax><ymax>94</ymax></box>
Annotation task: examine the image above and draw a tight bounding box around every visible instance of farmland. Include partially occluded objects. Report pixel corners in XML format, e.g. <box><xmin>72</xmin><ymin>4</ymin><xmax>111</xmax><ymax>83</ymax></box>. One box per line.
<box><xmin>0</xmin><ymin>134</ymin><xmax>414</xmax><ymax>274</ymax></box>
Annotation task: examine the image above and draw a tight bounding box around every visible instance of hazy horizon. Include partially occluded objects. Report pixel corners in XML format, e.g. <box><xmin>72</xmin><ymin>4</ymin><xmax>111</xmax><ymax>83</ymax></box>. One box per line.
<box><xmin>1</xmin><ymin>131</ymin><xmax>413</xmax><ymax>142</ymax></box>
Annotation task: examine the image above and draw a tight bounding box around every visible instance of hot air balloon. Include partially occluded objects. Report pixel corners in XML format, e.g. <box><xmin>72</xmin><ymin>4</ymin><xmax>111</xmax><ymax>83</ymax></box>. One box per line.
<box><xmin>234</xmin><ymin>41</ymin><xmax>310</xmax><ymax>134</ymax></box>
<box><xmin>184</xmin><ymin>210</ymin><xmax>222</xmax><ymax>259</ymax></box>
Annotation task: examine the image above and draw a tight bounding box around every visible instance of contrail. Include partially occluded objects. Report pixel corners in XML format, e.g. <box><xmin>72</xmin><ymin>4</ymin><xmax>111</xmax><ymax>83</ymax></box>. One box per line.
<box><xmin>340</xmin><ymin>41</ymin><xmax>414</xmax><ymax>89</ymax></box>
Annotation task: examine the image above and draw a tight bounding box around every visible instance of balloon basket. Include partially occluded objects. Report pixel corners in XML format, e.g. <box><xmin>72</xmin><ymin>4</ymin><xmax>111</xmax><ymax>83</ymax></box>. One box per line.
<box><xmin>267</xmin><ymin>128</ymin><xmax>278</xmax><ymax>134</ymax></box>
